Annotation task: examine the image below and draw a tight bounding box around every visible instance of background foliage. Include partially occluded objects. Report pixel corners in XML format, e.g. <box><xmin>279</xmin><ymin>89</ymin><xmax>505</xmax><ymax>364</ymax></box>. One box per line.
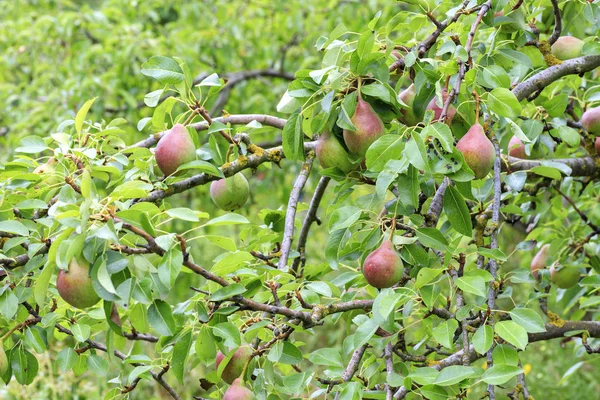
<box><xmin>1</xmin><ymin>1</ymin><xmax>600</xmax><ymax>399</ymax></box>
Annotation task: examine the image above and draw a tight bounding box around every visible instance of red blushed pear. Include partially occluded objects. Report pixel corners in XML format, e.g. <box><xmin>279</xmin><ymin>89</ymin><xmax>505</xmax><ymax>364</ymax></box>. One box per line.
<box><xmin>223</xmin><ymin>378</ymin><xmax>255</xmax><ymax>400</ymax></box>
<box><xmin>398</xmin><ymin>84</ymin><xmax>419</xmax><ymax>126</ymax></box>
<box><xmin>216</xmin><ymin>346</ymin><xmax>253</xmax><ymax>384</ymax></box>
<box><xmin>508</xmin><ymin>135</ymin><xmax>527</xmax><ymax>159</ymax></box>
<box><xmin>581</xmin><ymin>106</ymin><xmax>600</xmax><ymax>135</ymax></box>
<box><xmin>362</xmin><ymin>239</ymin><xmax>404</xmax><ymax>289</ymax></box>
<box><xmin>155</xmin><ymin>124</ymin><xmax>197</xmax><ymax>176</ymax></box>
<box><xmin>456</xmin><ymin>124</ymin><xmax>496</xmax><ymax>179</ymax></box>
<box><xmin>551</xmin><ymin>36</ymin><xmax>584</xmax><ymax>61</ymax></box>
<box><xmin>343</xmin><ymin>93</ymin><xmax>385</xmax><ymax>156</ymax></box>
<box><xmin>426</xmin><ymin>89</ymin><xmax>456</xmax><ymax>123</ymax></box>
<box><xmin>56</xmin><ymin>258</ymin><xmax>101</xmax><ymax>309</ymax></box>
<box><xmin>210</xmin><ymin>173</ymin><xmax>250</xmax><ymax>211</ymax></box>
<box><xmin>530</xmin><ymin>244</ymin><xmax>549</xmax><ymax>279</ymax></box>
<box><xmin>316</xmin><ymin>131</ymin><xmax>358</xmax><ymax>172</ymax></box>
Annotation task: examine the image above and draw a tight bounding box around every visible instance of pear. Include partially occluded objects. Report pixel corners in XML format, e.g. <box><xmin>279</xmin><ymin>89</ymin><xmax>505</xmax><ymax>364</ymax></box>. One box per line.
<box><xmin>551</xmin><ymin>36</ymin><xmax>584</xmax><ymax>61</ymax></box>
<box><xmin>210</xmin><ymin>174</ymin><xmax>250</xmax><ymax>211</ymax></box>
<box><xmin>595</xmin><ymin>137</ymin><xmax>600</xmax><ymax>156</ymax></box>
<box><xmin>316</xmin><ymin>131</ymin><xmax>358</xmax><ymax>172</ymax></box>
<box><xmin>530</xmin><ymin>244</ymin><xmax>549</xmax><ymax>279</ymax></box>
<box><xmin>155</xmin><ymin>124</ymin><xmax>197</xmax><ymax>176</ymax></box>
<box><xmin>508</xmin><ymin>136</ymin><xmax>527</xmax><ymax>159</ymax></box>
<box><xmin>581</xmin><ymin>106</ymin><xmax>600</xmax><ymax>135</ymax></box>
<box><xmin>216</xmin><ymin>346</ymin><xmax>252</xmax><ymax>384</ymax></box>
<box><xmin>343</xmin><ymin>94</ymin><xmax>385</xmax><ymax>156</ymax></box>
<box><xmin>223</xmin><ymin>378</ymin><xmax>255</xmax><ymax>400</ymax></box>
<box><xmin>33</xmin><ymin>158</ymin><xmax>62</xmax><ymax>185</ymax></box>
<box><xmin>426</xmin><ymin>89</ymin><xmax>456</xmax><ymax>123</ymax></box>
<box><xmin>362</xmin><ymin>239</ymin><xmax>404</xmax><ymax>289</ymax></box>
<box><xmin>456</xmin><ymin>124</ymin><xmax>496</xmax><ymax>179</ymax></box>
<box><xmin>398</xmin><ymin>84</ymin><xmax>420</xmax><ymax>126</ymax></box>
<box><xmin>0</xmin><ymin>342</ymin><xmax>8</xmax><ymax>376</ymax></box>
<box><xmin>549</xmin><ymin>264</ymin><xmax>580</xmax><ymax>289</ymax></box>
<box><xmin>57</xmin><ymin>258</ymin><xmax>101</xmax><ymax>309</ymax></box>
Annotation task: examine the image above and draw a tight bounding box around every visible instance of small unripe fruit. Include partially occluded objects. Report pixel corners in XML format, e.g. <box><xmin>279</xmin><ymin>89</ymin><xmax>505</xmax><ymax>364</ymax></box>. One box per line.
<box><xmin>216</xmin><ymin>346</ymin><xmax>252</xmax><ymax>384</ymax></box>
<box><xmin>223</xmin><ymin>378</ymin><xmax>255</xmax><ymax>400</ymax></box>
<box><xmin>316</xmin><ymin>131</ymin><xmax>358</xmax><ymax>172</ymax></box>
<box><xmin>210</xmin><ymin>174</ymin><xmax>250</xmax><ymax>211</ymax></box>
<box><xmin>343</xmin><ymin>94</ymin><xmax>385</xmax><ymax>156</ymax></box>
<box><xmin>398</xmin><ymin>84</ymin><xmax>420</xmax><ymax>126</ymax></box>
<box><xmin>426</xmin><ymin>89</ymin><xmax>456</xmax><ymax>123</ymax></box>
<box><xmin>549</xmin><ymin>265</ymin><xmax>580</xmax><ymax>289</ymax></box>
<box><xmin>530</xmin><ymin>244</ymin><xmax>549</xmax><ymax>279</ymax></box>
<box><xmin>362</xmin><ymin>239</ymin><xmax>404</xmax><ymax>289</ymax></box>
<box><xmin>508</xmin><ymin>136</ymin><xmax>527</xmax><ymax>159</ymax></box>
<box><xmin>155</xmin><ymin>124</ymin><xmax>197</xmax><ymax>176</ymax></box>
<box><xmin>456</xmin><ymin>124</ymin><xmax>496</xmax><ymax>179</ymax></box>
<box><xmin>551</xmin><ymin>36</ymin><xmax>584</xmax><ymax>61</ymax></box>
<box><xmin>0</xmin><ymin>342</ymin><xmax>8</xmax><ymax>376</ymax></box>
<box><xmin>581</xmin><ymin>106</ymin><xmax>600</xmax><ymax>135</ymax></box>
<box><xmin>57</xmin><ymin>258</ymin><xmax>101</xmax><ymax>309</ymax></box>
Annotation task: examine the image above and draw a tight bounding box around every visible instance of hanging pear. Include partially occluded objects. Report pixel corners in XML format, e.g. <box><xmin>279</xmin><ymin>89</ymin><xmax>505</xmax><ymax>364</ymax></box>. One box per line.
<box><xmin>155</xmin><ymin>124</ymin><xmax>197</xmax><ymax>176</ymax></box>
<box><xmin>343</xmin><ymin>93</ymin><xmax>385</xmax><ymax>156</ymax></box>
<box><xmin>508</xmin><ymin>136</ymin><xmax>527</xmax><ymax>159</ymax></box>
<box><xmin>426</xmin><ymin>89</ymin><xmax>456</xmax><ymax>123</ymax></box>
<box><xmin>316</xmin><ymin>131</ymin><xmax>358</xmax><ymax>172</ymax></box>
<box><xmin>398</xmin><ymin>84</ymin><xmax>419</xmax><ymax>126</ymax></box>
<box><xmin>362</xmin><ymin>239</ymin><xmax>404</xmax><ymax>289</ymax></box>
<box><xmin>581</xmin><ymin>106</ymin><xmax>600</xmax><ymax>135</ymax></box>
<box><xmin>456</xmin><ymin>124</ymin><xmax>496</xmax><ymax>179</ymax></box>
<box><xmin>223</xmin><ymin>378</ymin><xmax>255</xmax><ymax>400</ymax></box>
<box><xmin>530</xmin><ymin>244</ymin><xmax>549</xmax><ymax>279</ymax></box>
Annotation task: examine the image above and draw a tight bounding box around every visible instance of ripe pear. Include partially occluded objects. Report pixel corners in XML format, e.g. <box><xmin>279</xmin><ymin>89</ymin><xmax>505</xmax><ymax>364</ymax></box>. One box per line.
<box><xmin>155</xmin><ymin>124</ymin><xmax>197</xmax><ymax>176</ymax></box>
<box><xmin>216</xmin><ymin>346</ymin><xmax>252</xmax><ymax>384</ymax></box>
<box><xmin>426</xmin><ymin>89</ymin><xmax>456</xmax><ymax>123</ymax></box>
<box><xmin>549</xmin><ymin>264</ymin><xmax>580</xmax><ymax>289</ymax></box>
<box><xmin>456</xmin><ymin>124</ymin><xmax>496</xmax><ymax>179</ymax></box>
<box><xmin>0</xmin><ymin>341</ymin><xmax>8</xmax><ymax>376</ymax></box>
<box><xmin>398</xmin><ymin>84</ymin><xmax>420</xmax><ymax>126</ymax></box>
<box><xmin>362</xmin><ymin>239</ymin><xmax>404</xmax><ymax>289</ymax></box>
<box><xmin>551</xmin><ymin>36</ymin><xmax>584</xmax><ymax>61</ymax></box>
<box><xmin>343</xmin><ymin>94</ymin><xmax>385</xmax><ymax>156</ymax></box>
<box><xmin>56</xmin><ymin>258</ymin><xmax>101</xmax><ymax>309</ymax></box>
<box><xmin>316</xmin><ymin>131</ymin><xmax>358</xmax><ymax>172</ymax></box>
<box><xmin>210</xmin><ymin>174</ymin><xmax>250</xmax><ymax>211</ymax></box>
<box><xmin>530</xmin><ymin>244</ymin><xmax>549</xmax><ymax>279</ymax></box>
<box><xmin>581</xmin><ymin>106</ymin><xmax>600</xmax><ymax>135</ymax></box>
<box><xmin>223</xmin><ymin>378</ymin><xmax>255</xmax><ymax>400</ymax></box>
<box><xmin>508</xmin><ymin>136</ymin><xmax>527</xmax><ymax>159</ymax></box>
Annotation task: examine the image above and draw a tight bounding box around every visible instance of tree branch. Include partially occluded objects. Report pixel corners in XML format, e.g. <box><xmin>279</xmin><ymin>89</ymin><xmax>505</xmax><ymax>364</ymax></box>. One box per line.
<box><xmin>548</xmin><ymin>0</ymin><xmax>562</xmax><ymax>46</ymax></box>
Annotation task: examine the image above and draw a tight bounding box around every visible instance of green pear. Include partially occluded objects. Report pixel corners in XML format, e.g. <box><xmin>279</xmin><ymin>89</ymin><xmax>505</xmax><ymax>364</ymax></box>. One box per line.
<box><xmin>155</xmin><ymin>124</ymin><xmax>197</xmax><ymax>176</ymax></box>
<box><xmin>343</xmin><ymin>93</ymin><xmax>385</xmax><ymax>156</ymax></box>
<box><xmin>223</xmin><ymin>378</ymin><xmax>255</xmax><ymax>400</ymax></box>
<box><xmin>551</xmin><ymin>36</ymin><xmax>584</xmax><ymax>61</ymax></box>
<box><xmin>0</xmin><ymin>341</ymin><xmax>8</xmax><ymax>376</ymax></box>
<box><xmin>456</xmin><ymin>124</ymin><xmax>496</xmax><ymax>179</ymax></box>
<box><xmin>216</xmin><ymin>346</ymin><xmax>252</xmax><ymax>384</ymax></box>
<box><xmin>398</xmin><ymin>84</ymin><xmax>420</xmax><ymax>126</ymax></box>
<box><xmin>530</xmin><ymin>244</ymin><xmax>549</xmax><ymax>279</ymax></box>
<box><xmin>56</xmin><ymin>258</ymin><xmax>101</xmax><ymax>309</ymax></box>
<box><xmin>210</xmin><ymin>174</ymin><xmax>250</xmax><ymax>211</ymax></box>
<box><xmin>316</xmin><ymin>131</ymin><xmax>358</xmax><ymax>172</ymax></box>
<box><xmin>362</xmin><ymin>239</ymin><xmax>404</xmax><ymax>289</ymax></box>
<box><xmin>549</xmin><ymin>264</ymin><xmax>580</xmax><ymax>289</ymax></box>
<box><xmin>581</xmin><ymin>106</ymin><xmax>600</xmax><ymax>135</ymax></box>
<box><xmin>508</xmin><ymin>136</ymin><xmax>527</xmax><ymax>159</ymax></box>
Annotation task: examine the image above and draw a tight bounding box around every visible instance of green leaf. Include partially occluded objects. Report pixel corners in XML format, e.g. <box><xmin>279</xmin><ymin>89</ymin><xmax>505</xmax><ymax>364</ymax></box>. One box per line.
<box><xmin>172</xmin><ymin>330</ymin><xmax>192</xmax><ymax>383</ymax></box>
<box><xmin>433</xmin><ymin>365</ymin><xmax>476</xmax><ymax>386</ymax></box>
<box><xmin>495</xmin><ymin>321</ymin><xmax>528</xmax><ymax>350</ymax></box>
<box><xmin>56</xmin><ymin>348</ymin><xmax>78</xmax><ymax>373</ymax></box>
<box><xmin>212</xmin><ymin>322</ymin><xmax>241</xmax><ymax>348</ymax></box>
<box><xmin>473</xmin><ymin>325</ymin><xmax>494</xmax><ymax>354</ymax></box>
<box><xmin>195</xmin><ymin>326</ymin><xmax>216</xmax><ymax>362</ymax></box>
<box><xmin>492</xmin><ymin>344</ymin><xmax>519</xmax><ymax>366</ymax></box>
<box><xmin>443</xmin><ymin>185</ymin><xmax>473</xmax><ymax>236</ymax></box>
<box><xmin>482</xmin><ymin>365</ymin><xmax>523</xmax><ymax>385</ymax></box>
<box><xmin>166</xmin><ymin>207</ymin><xmax>203</xmax><ymax>222</ymax></box>
<box><xmin>365</xmin><ymin>135</ymin><xmax>404</xmax><ymax>173</ymax></box>
<box><xmin>11</xmin><ymin>348</ymin><xmax>38</xmax><ymax>385</ymax></box>
<box><xmin>75</xmin><ymin>97</ymin><xmax>98</xmax><ymax>134</ymax></box>
<box><xmin>86</xmin><ymin>354</ymin><xmax>108</xmax><ymax>376</ymax></box>
<box><xmin>141</xmin><ymin>56</ymin><xmax>185</xmax><ymax>85</ymax></box>
<box><xmin>282</xmin><ymin>112</ymin><xmax>305</xmax><ymax>161</ymax></box>
<box><xmin>509</xmin><ymin>308</ymin><xmax>546</xmax><ymax>333</ymax></box>
<box><xmin>308</xmin><ymin>348</ymin><xmax>343</xmax><ymax>367</ymax></box>
<box><xmin>204</xmin><ymin>213</ymin><xmax>249</xmax><ymax>227</ymax></box>
<box><xmin>477</xmin><ymin>247</ymin><xmax>508</xmax><ymax>262</ymax></box>
<box><xmin>555</xmin><ymin>126</ymin><xmax>581</xmax><ymax>147</ymax></box>
<box><xmin>210</xmin><ymin>284</ymin><xmax>246</xmax><ymax>301</ymax></box>
<box><xmin>432</xmin><ymin>319</ymin><xmax>458</xmax><ymax>349</ymax></box>
<box><xmin>147</xmin><ymin>300</ymin><xmax>176</xmax><ymax>336</ymax></box>
<box><xmin>422</xmin><ymin>123</ymin><xmax>454</xmax><ymax>152</ymax></box>
<box><xmin>416</xmin><ymin>228</ymin><xmax>448</xmax><ymax>251</ymax></box>
<box><xmin>487</xmin><ymin>88</ymin><xmax>520</xmax><ymax>119</ymax></box>
<box><xmin>455</xmin><ymin>276</ymin><xmax>487</xmax><ymax>297</ymax></box>
<box><xmin>0</xmin><ymin>220</ymin><xmax>29</xmax><ymax>236</ymax></box>
<box><xmin>70</xmin><ymin>324</ymin><xmax>91</xmax><ymax>342</ymax></box>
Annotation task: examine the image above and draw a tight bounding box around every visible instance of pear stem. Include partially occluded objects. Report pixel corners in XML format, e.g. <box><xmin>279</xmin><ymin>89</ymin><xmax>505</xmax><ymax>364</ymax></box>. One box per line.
<box><xmin>473</xmin><ymin>91</ymin><xmax>480</xmax><ymax>125</ymax></box>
